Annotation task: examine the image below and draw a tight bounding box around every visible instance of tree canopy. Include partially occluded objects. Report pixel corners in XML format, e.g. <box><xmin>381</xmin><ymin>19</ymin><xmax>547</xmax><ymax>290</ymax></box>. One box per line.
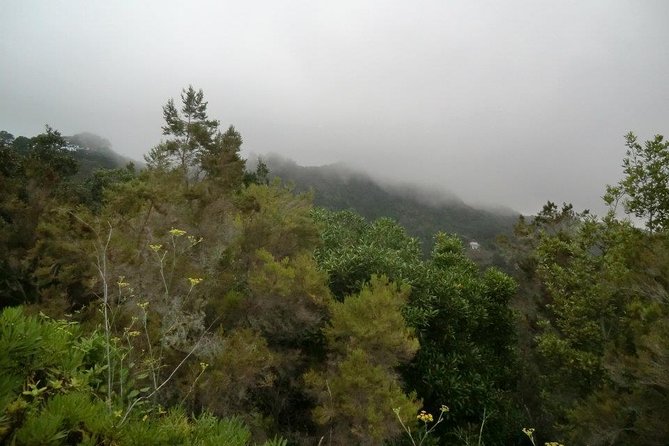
<box><xmin>605</xmin><ymin>132</ymin><xmax>669</xmax><ymax>232</ymax></box>
<box><xmin>2</xmin><ymin>97</ymin><xmax>668</xmax><ymax>445</ymax></box>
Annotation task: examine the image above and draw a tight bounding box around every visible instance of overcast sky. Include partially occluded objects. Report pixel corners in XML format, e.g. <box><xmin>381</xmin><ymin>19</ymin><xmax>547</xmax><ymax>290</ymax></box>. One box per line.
<box><xmin>2</xmin><ymin>1</ymin><xmax>668</xmax><ymax>213</ymax></box>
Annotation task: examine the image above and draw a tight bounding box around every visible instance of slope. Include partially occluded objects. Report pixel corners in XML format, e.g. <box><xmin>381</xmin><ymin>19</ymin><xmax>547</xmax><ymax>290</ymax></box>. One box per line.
<box><xmin>264</xmin><ymin>155</ymin><xmax>518</xmax><ymax>255</ymax></box>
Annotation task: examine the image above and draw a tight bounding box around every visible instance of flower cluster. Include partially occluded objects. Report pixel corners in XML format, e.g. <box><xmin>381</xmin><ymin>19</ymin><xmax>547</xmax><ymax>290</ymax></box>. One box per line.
<box><xmin>545</xmin><ymin>442</ymin><xmax>564</xmax><ymax>446</ymax></box>
<box><xmin>522</xmin><ymin>427</ymin><xmax>535</xmax><ymax>437</ymax></box>
<box><xmin>440</xmin><ymin>404</ymin><xmax>449</xmax><ymax>413</ymax></box>
<box><xmin>169</xmin><ymin>228</ymin><xmax>187</xmax><ymax>237</ymax></box>
<box><xmin>149</xmin><ymin>244</ymin><xmax>163</xmax><ymax>252</ymax></box>
<box><xmin>188</xmin><ymin>277</ymin><xmax>203</xmax><ymax>287</ymax></box>
<box><xmin>117</xmin><ymin>276</ymin><xmax>130</xmax><ymax>288</ymax></box>
<box><xmin>188</xmin><ymin>235</ymin><xmax>203</xmax><ymax>245</ymax></box>
<box><xmin>417</xmin><ymin>410</ymin><xmax>433</xmax><ymax>423</ymax></box>
<box><xmin>116</xmin><ymin>277</ymin><xmax>130</xmax><ymax>288</ymax></box>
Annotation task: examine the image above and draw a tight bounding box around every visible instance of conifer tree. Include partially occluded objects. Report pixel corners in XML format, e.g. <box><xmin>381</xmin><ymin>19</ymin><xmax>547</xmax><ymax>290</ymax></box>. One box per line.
<box><xmin>304</xmin><ymin>276</ymin><xmax>420</xmax><ymax>445</ymax></box>
<box><xmin>201</xmin><ymin>125</ymin><xmax>246</xmax><ymax>188</ymax></box>
<box><xmin>145</xmin><ymin>86</ymin><xmax>219</xmax><ymax>174</ymax></box>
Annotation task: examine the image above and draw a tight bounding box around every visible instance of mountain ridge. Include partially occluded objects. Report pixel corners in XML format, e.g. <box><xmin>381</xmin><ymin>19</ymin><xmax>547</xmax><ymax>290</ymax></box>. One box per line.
<box><xmin>261</xmin><ymin>154</ymin><xmax>519</xmax><ymax>254</ymax></box>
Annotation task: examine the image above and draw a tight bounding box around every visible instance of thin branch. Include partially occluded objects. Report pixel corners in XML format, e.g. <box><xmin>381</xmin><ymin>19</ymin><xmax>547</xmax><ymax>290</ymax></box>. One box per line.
<box><xmin>118</xmin><ymin>315</ymin><xmax>220</xmax><ymax>426</ymax></box>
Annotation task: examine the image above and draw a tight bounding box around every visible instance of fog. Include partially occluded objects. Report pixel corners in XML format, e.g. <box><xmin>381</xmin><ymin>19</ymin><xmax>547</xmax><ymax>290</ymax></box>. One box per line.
<box><xmin>2</xmin><ymin>0</ymin><xmax>668</xmax><ymax>214</ymax></box>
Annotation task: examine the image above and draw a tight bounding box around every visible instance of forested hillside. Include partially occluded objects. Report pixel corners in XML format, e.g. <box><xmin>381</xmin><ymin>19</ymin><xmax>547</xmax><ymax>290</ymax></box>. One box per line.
<box><xmin>264</xmin><ymin>156</ymin><xmax>517</xmax><ymax>257</ymax></box>
<box><xmin>1</xmin><ymin>88</ymin><xmax>668</xmax><ymax>445</ymax></box>
<box><xmin>2</xmin><ymin>129</ymin><xmax>137</xmax><ymax>178</ymax></box>
<box><xmin>66</xmin><ymin>132</ymin><xmax>140</xmax><ymax>179</ymax></box>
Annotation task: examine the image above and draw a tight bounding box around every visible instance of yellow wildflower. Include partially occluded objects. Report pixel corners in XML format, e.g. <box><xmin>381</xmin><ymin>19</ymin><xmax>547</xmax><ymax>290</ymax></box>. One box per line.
<box><xmin>137</xmin><ymin>301</ymin><xmax>149</xmax><ymax>310</ymax></box>
<box><xmin>117</xmin><ymin>276</ymin><xmax>130</xmax><ymax>288</ymax></box>
<box><xmin>440</xmin><ymin>404</ymin><xmax>449</xmax><ymax>413</ymax></box>
<box><xmin>522</xmin><ymin>427</ymin><xmax>535</xmax><ymax>438</ymax></box>
<box><xmin>188</xmin><ymin>235</ymin><xmax>203</xmax><ymax>245</ymax></box>
<box><xmin>169</xmin><ymin>228</ymin><xmax>187</xmax><ymax>237</ymax></box>
<box><xmin>417</xmin><ymin>410</ymin><xmax>433</xmax><ymax>423</ymax></box>
<box><xmin>188</xmin><ymin>277</ymin><xmax>203</xmax><ymax>286</ymax></box>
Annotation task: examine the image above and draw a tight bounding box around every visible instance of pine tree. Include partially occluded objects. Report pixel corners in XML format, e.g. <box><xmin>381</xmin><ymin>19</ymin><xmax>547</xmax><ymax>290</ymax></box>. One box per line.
<box><xmin>145</xmin><ymin>86</ymin><xmax>219</xmax><ymax>175</ymax></box>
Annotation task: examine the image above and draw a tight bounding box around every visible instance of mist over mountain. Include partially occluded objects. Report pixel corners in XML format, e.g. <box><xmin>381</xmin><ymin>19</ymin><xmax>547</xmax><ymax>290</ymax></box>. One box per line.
<box><xmin>66</xmin><ymin>132</ymin><xmax>113</xmax><ymax>152</ymax></box>
<box><xmin>262</xmin><ymin>154</ymin><xmax>519</xmax><ymax>254</ymax></box>
<box><xmin>64</xmin><ymin>132</ymin><xmax>140</xmax><ymax>176</ymax></box>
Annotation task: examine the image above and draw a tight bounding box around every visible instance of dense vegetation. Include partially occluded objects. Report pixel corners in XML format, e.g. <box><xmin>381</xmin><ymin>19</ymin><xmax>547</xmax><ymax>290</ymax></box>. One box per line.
<box><xmin>1</xmin><ymin>88</ymin><xmax>667</xmax><ymax>445</ymax></box>
<box><xmin>264</xmin><ymin>156</ymin><xmax>517</xmax><ymax>260</ymax></box>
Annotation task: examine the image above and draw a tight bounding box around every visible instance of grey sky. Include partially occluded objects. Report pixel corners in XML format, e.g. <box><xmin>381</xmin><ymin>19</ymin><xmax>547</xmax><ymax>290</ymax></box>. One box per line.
<box><xmin>2</xmin><ymin>1</ymin><xmax>668</xmax><ymax>214</ymax></box>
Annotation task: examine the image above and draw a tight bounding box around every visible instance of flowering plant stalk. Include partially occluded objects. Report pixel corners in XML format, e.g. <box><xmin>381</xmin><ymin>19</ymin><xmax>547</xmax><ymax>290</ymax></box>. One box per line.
<box><xmin>394</xmin><ymin>404</ymin><xmax>449</xmax><ymax>446</ymax></box>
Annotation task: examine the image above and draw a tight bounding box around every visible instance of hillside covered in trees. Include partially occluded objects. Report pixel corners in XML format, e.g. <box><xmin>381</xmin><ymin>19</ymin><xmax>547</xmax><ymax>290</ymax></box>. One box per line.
<box><xmin>263</xmin><ymin>156</ymin><xmax>517</xmax><ymax>259</ymax></box>
<box><xmin>1</xmin><ymin>87</ymin><xmax>668</xmax><ymax>445</ymax></box>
